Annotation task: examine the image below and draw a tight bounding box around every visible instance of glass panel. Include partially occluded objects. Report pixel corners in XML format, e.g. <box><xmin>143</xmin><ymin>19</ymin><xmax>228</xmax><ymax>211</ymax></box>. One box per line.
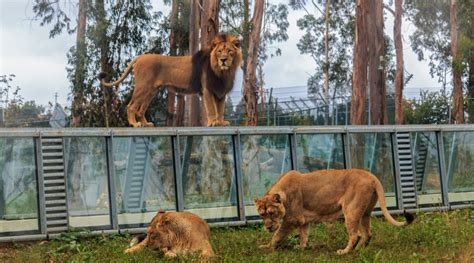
<box><xmin>240</xmin><ymin>134</ymin><xmax>292</xmax><ymax>218</ymax></box>
<box><xmin>411</xmin><ymin>132</ymin><xmax>442</xmax><ymax>207</ymax></box>
<box><xmin>113</xmin><ymin>137</ymin><xmax>175</xmax><ymax>227</ymax></box>
<box><xmin>443</xmin><ymin>132</ymin><xmax>474</xmax><ymax>205</ymax></box>
<box><xmin>64</xmin><ymin>137</ymin><xmax>110</xmax><ymax>229</ymax></box>
<box><xmin>296</xmin><ymin>133</ymin><xmax>345</xmax><ymax>172</ymax></box>
<box><xmin>0</xmin><ymin>138</ymin><xmax>39</xmax><ymax>235</ymax></box>
<box><xmin>179</xmin><ymin>136</ymin><xmax>237</xmax><ymax>221</ymax></box>
<box><xmin>349</xmin><ymin>133</ymin><xmax>397</xmax><ymax>207</ymax></box>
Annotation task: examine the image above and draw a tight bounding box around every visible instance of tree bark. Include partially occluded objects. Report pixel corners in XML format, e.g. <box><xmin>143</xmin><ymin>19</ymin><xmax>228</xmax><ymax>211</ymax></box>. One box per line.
<box><xmin>72</xmin><ymin>0</ymin><xmax>87</xmax><ymax>127</ymax></box>
<box><xmin>200</xmin><ymin>0</ymin><xmax>220</xmax><ymax>126</ymax></box>
<box><xmin>468</xmin><ymin>4</ymin><xmax>474</xmax><ymax>124</ymax></box>
<box><xmin>450</xmin><ymin>0</ymin><xmax>464</xmax><ymax>124</ymax></box>
<box><xmin>166</xmin><ymin>0</ymin><xmax>179</xmax><ymax>127</ymax></box>
<box><xmin>394</xmin><ymin>0</ymin><xmax>404</xmax><ymax>124</ymax></box>
<box><xmin>323</xmin><ymin>0</ymin><xmax>330</xmax><ymax>124</ymax></box>
<box><xmin>351</xmin><ymin>0</ymin><xmax>368</xmax><ymax>125</ymax></box>
<box><xmin>187</xmin><ymin>0</ymin><xmax>202</xmax><ymax>127</ymax></box>
<box><xmin>368</xmin><ymin>0</ymin><xmax>387</xmax><ymax>125</ymax></box>
<box><xmin>96</xmin><ymin>0</ymin><xmax>113</xmax><ymax>127</ymax></box>
<box><xmin>243</xmin><ymin>0</ymin><xmax>264</xmax><ymax>126</ymax></box>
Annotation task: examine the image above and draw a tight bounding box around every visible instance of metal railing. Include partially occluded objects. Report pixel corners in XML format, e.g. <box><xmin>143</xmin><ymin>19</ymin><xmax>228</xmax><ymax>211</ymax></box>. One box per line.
<box><xmin>0</xmin><ymin>125</ymin><xmax>473</xmax><ymax>241</ymax></box>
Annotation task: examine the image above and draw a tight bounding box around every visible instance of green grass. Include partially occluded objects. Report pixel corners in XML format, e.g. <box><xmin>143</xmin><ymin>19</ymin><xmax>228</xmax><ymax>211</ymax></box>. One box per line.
<box><xmin>1</xmin><ymin>209</ymin><xmax>473</xmax><ymax>262</ymax></box>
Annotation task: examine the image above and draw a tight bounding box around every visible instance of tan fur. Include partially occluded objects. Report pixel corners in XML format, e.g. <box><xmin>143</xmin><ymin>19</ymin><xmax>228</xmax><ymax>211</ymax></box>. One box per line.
<box><xmin>254</xmin><ymin>169</ymin><xmax>414</xmax><ymax>255</ymax></box>
<box><xmin>124</xmin><ymin>210</ymin><xmax>214</xmax><ymax>259</ymax></box>
<box><xmin>100</xmin><ymin>34</ymin><xmax>242</xmax><ymax>128</ymax></box>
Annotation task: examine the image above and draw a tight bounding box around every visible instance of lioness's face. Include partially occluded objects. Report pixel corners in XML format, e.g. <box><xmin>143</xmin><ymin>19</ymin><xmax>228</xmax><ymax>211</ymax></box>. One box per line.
<box><xmin>211</xmin><ymin>35</ymin><xmax>241</xmax><ymax>71</ymax></box>
<box><xmin>254</xmin><ymin>193</ymin><xmax>286</xmax><ymax>232</ymax></box>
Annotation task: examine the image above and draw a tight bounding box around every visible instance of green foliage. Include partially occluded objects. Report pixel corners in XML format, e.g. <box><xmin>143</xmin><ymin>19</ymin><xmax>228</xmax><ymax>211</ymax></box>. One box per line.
<box><xmin>403</xmin><ymin>90</ymin><xmax>450</xmax><ymax>124</ymax></box>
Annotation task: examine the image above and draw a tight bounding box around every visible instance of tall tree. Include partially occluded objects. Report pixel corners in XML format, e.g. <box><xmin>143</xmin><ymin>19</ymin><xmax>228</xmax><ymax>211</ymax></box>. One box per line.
<box><xmin>187</xmin><ymin>0</ymin><xmax>202</xmax><ymax>126</ymax></box>
<box><xmin>368</xmin><ymin>0</ymin><xmax>387</xmax><ymax>125</ymax></box>
<box><xmin>405</xmin><ymin>0</ymin><xmax>473</xmax><ymax>122</ymax></box>
<box><xmin>450</xmin><ymin>0</ymin><xmax>465</xmax><ymax>123</ymax></box>
<box><xmin>351</xmin><ymin>0</ymin><xmax>368</xmax><ymax>125</ymax></box>
<box><xmin>72</xmin><ymin>0</ymin><xmax>87</xmax><ymax>127</ymax></box>
<box><xmin>166</xmin><ymin>0</ymin><xmax>179</xmax><ymax>127</ymax></box>
<box><xmin>392</xmin><ymin>0</ymin><xmax>405</xmax><ymax>124</ymax></box>
<box><xmin>243</xmin><ymin>0</ymin><xmax>264</xmax><ymax>126</ymax></box>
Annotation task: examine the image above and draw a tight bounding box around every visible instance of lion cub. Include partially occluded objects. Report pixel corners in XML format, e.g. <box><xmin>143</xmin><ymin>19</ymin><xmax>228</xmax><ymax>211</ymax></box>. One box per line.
<box><xmin>125</xmin><ymin>210</ymin><xmax>214</xmax><ymax>259</ymax></box>
<box><xmin>254</xmin><ymin>169</ymin><xmax>414</xmax><ymax>255</ymax></box>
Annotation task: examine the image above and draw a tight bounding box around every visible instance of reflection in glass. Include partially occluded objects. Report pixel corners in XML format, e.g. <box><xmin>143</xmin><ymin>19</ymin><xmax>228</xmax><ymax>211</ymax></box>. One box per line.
<box><xmin>349</xmin><ymin>133</ymin><xmax>396</xmax><ymax>207</ymax></box>
<box><xmin>411</xmin><ymin>132</ymin><xmax>442</xmax><ymax>206</ymax></box>
<box><xmin>113</xmin><ymin>137</ymin><xmax>175</xmax><ymax>227</ymax></box>
<box><xmin>179</xmin><ymin>136</ymin><xmax>237</xmax><ymax>221</ymax></box>
<box><xmin>296</xmin><ymin>133</ymin><xmax>345</xmax><ymax>173</ymax></box>
<box><xmin>0</xmin><ymin>138</ymin><xmax>39</xmax><ymax>234</ymax></box>
<box><xmin>64</xmin><ymin>137</ymin><xmax>110</xmax><ymax>229</ymax></box>
<box><xmin>443</xmin><ymin>132</ymin><xmax>474</xmax><ymax>204</ymax></box>
<box><xmin>240</xmin><ymin>135</ymin><xmax>292</xmax><ymax>218</ymax></box>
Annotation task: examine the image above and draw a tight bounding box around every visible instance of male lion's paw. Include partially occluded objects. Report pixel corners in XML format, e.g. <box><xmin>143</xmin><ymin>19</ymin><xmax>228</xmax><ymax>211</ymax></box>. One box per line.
<box><xmin>207</xmin><ymin>119</ymin><xmax>220</xmax><ymax>127</ymax></box>
<box><xmin>131</xmin><ymin>122</ymin><xmax>142</xmax><ymax>128</ymax></box>
<box><xmin>220</xmin><ymin>120</ymin><xmax>230</xmax><ymax>126</ymax></box>
<box><xmin>143</xmin><ymin>121</ymin><xmax>154</xmax><ymax>127</ymax></box>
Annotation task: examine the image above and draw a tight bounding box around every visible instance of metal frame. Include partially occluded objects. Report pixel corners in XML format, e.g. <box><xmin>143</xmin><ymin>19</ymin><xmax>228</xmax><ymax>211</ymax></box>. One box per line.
<box><xmin>1</xmin><ymin>124</ymin><xmax>473</xmax><ymax>241</ymax></box>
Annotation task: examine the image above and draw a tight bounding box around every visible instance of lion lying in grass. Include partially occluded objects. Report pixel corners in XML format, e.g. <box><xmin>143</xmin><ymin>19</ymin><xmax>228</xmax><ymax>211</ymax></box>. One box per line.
<box><xmin>124</xmin><ymin>210</ymin><xmax>214</xmax><ymax>259</ymax></box>
<box><xmin>254</xmin><ymin>169</ymin><xmax>414</xmax><ymax>255</ymax></box>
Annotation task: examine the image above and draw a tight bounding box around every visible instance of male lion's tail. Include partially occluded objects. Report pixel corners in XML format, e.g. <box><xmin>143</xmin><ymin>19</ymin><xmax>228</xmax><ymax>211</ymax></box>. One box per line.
<box><xmin>373</xmin><ymin>175</ymin><xmax>415</xmax><ymax>227</ymax></box>
<box><xmin>98</xmin><ymin>57</ymin><xmax>138</xmax><ymax>87</ymax></box>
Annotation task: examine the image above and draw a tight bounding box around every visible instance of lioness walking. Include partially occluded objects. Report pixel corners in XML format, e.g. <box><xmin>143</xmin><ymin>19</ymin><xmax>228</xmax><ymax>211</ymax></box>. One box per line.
<box><xmin>254</xmin><ymin>169</ymin><xmax>414</xmax><ymax>255</ymax></box>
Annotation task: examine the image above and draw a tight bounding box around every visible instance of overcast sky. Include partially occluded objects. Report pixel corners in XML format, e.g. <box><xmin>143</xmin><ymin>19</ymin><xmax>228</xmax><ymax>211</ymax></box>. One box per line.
<box><xmin>1</xmin><ymin>0</ymin><xmax>441</xmax><ymax>109</ymax></box>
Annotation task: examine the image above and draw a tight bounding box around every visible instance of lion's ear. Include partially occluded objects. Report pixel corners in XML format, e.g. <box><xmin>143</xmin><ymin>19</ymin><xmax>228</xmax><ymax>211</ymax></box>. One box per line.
<box><xmin>254</xmin><ymin>198</ymin><xmax>261</xmax><ymax>205</ymax></box>
<box><xmin>158</xmin><ymin>209</ymin><xmax>166</xmax><ymax>214</ymax></box>
<box><xmin>272</xmin><ymin>192</ymin><xmax>284</xmax><ymax>204</ymax></box>
<box><xmin>232</xmin><ymin>38</ymin><xmax>240</xmax><ymax>48</ymax></box>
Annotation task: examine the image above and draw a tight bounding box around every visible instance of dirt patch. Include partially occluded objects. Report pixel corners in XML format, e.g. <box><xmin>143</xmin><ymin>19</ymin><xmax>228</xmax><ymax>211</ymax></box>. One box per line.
<box><xmin>456</xmin><ymin>240</ymin><xmax>474</xmax><ymax>263</ymax></box>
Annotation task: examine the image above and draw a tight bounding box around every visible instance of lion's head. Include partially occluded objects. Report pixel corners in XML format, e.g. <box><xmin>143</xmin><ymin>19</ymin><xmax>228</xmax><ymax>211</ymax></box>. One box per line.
<box><xmin>209</xmin><ymin>34</ymin><xmax>242</xmax><ymax>75</ymax></box>
<box><xmin>254</xmin><ymin>192</ymin><xmax>287</xmax><ymax>232</ymax></box>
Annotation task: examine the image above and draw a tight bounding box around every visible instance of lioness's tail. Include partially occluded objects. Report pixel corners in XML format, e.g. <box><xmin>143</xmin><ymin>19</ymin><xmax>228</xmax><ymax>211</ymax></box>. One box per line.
<box><xmin>98</xmin><ymin>57</ymin><xmax>138</xmax><ymax>87</ymax></box>
<box><xmin>373</xmin><ymin>176</ymin><xmax>415</xmax><ymax>227</ymax></box>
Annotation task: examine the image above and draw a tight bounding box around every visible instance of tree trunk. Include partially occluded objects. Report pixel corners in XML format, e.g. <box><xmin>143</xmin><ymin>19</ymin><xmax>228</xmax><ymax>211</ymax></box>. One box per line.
<box><xmin>166</xmin><ymin>0</ymin><xmax>179</xmax><ymax>127</ymax></box>
<box><xmin>96</xmin><ymin>0</ymin><xmax>113</xmax><ymax>127</ymax></box>
<box><xmin>242</xmin><ymin>0</ymin><xmax>251</xmax><ymax>74</ymax></box>
<box><xmin>368</xmin><ymin>0</ymin><xmax>387</xmax><ymax>125</ymax></box>
<box><xmin>187</xmin><ymin>0</ymin><xmax>202</xmax><ymax>127</ymax></box>
<box><xmin>72</xmin><ymin>0</ymin><xmax>87</xmax><ymax>127</ymax></box>
<box><xmin>176</xmin><ymin>94</ymin><xmax>185</xmax><ymax>126</ymax></box>
<box><xmin>467</xmin><ymin>1</ymin><xmax>474</xmax><ymax>124</ymax></box>
<box><xmin>200</xmin><ymin>0</ymin><xmax>220</xmax><ymax>126</ymax></box>
<box><xmin>394</xmin><ymin>0</ymin><xmax>404</xmax><ymax>124</ymax></box>
<box><xmin>351</xmin><ymin>0</ymin><xmax>368</xmax><ymax>125</ymax></box>
<box><xmin>323</xmin><ymin>0</ymin><xmax>330</xmax><ymax>125</ymax></box>
<box><xmin>243</xmin><ymin>0</ymin><xmax>264</xmax><ymax>126</ymax></box>
<box><xmin>450</xmin><ymin>0</ymin><xmax>464</xmax><ymax>124</ymax></box>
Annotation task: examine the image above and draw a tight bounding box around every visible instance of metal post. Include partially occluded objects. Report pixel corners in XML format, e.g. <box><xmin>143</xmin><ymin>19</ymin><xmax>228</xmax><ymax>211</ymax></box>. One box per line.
<box><xmin>391</xmin><ymin>132</ymin><xmax>404</xmax><ymax>210</ymax></box>
<box><xmin>289</xmin><ymin>132</ymin><xmax>298</xmax><ymax>171</ymax></box>
<box><xmin>232</xmin><ymin>134</ymin><xmax>245</xmax><ymax>222</ymax></box>
<box><xmin>172</xmin><ymin>135</ymin><xmax>184</xmax><ymax>211</ymax></box>
<box><xmin>342</xmin><ymin>130</ymin><xmax>352</xmax><ymax>169</ymax></box>
<box><xmin>436</xmin><ymin>131</ymin><xmax>450</xmax><ymax>207</ymax></box>
<box><xmin>35</xmin><ymin>136</ymin><xmax>47</xmax><ymax>234</ymax></box>
<box><xmin>106</xmin><ymin>133</ymin><xmax>118</xmax><ymax>230</ymax></box>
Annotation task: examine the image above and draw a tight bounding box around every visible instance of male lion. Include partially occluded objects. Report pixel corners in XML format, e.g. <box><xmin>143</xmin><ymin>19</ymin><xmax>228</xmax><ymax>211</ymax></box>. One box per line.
<box><xmin>254</xmin><ymin>169</ymin><xmax>414</xmax><ymax>255</ymax></box>
<box><xmin>124</xmin><ymin>210</ymin><xmax>214</xmax><ymax>259</ymax></box>
<box><xmin>99</xmin><ymin>33</ymin><xmax>242</xmax><ymax>127</ymax></box>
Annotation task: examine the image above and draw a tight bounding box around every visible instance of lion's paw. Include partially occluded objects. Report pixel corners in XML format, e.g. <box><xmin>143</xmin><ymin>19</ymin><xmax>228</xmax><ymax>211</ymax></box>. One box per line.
<box><xmin>164</xmin><ymin>251</ymin><xmax>177</xmax><ymax>258</ymax></box>
<box><xmin>143</xmin><ymin>122</ymin><xmax>154</xmax><ymax>127</ymax></box>
<box><xmin>220</xmin><ymin>120</ymin><xmax>230</xmax><ymax>126</ymax></box>
<box><xmin>207</xmin><ymin>119</ymin><xmax>220</xmax><ymax>127</ymax></box>
<box><xmin>336</xmin><ymin>249</ymin><xmax>348</xmax><ymax>255</ymax></box>
<box><xmin>131</xmin><ymin>122</ymin><xmax>143</xmax><ymax>128</ymax></box>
